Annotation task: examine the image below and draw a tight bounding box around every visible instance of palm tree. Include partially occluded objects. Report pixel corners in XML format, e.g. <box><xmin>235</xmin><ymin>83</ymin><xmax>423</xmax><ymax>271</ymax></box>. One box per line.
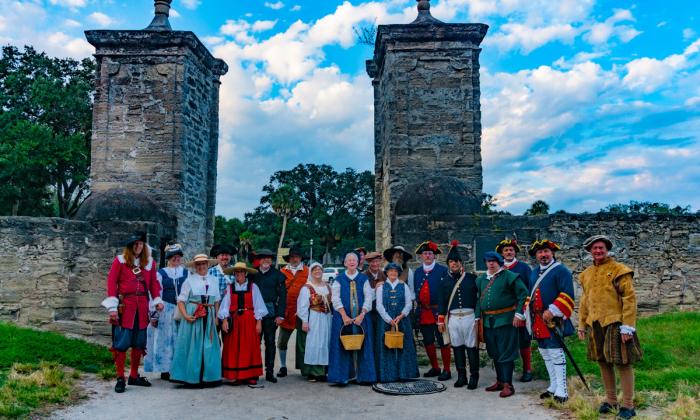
<box><xmin>270</xmin><ymin>184</ymin><xmax>301</xmax><ymax>267</ymax></box>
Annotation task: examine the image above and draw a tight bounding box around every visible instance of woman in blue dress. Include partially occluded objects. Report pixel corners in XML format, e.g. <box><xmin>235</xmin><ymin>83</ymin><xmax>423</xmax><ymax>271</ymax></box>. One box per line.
<box><xmin>144</xmin><ymin>243</ymin><xmax>188</xmax><ymax>380</ymax></box>
<box><xmin>328</xmin><ymin>251</ymin><xmax>376</xmax><ymax>385</ymax></box>
<box><xmin>170</xmin><ymin>254</ymin><xmax>222</xmax><ymax>386</ymax></box>
<box><xmin>375</xmin><ymin>263</ymin><xmax>419</xmax><ymax>382</ymax></box>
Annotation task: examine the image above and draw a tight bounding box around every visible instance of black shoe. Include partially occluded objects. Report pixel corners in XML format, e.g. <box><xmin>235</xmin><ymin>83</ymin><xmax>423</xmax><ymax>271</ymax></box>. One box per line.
<box><xmin>554</xmin><ymin>396</ymin><xmax>569</xmax><ymax>404</ymax></box>
<box><xmin>467</xmin><ymin>375</ymin><xmax>479</xmax><ymax>390</ymax></box>
<box><xmin>266</xmin><ymin>372</ymin><xmax>278</xmax><ymax>383</ymax></box>
<box><xmin>540</xmin><ymin>390</ymin><xmax>554</xmax><ymax>399</ymax></box>
<box><xmin>599</xmin><ymin>402</ymin><xmax>619</xmax><ymax>414</ymax></box>
<box><xmin>520</xmin><ymin>371</ymin><xmax>533</xmax><ymax>382</ymax></box>
<box><xmin>617</xmin><ymin>407</ymin><xmax>636</xmax><ymax>419</ymax></box>
<box><xmin>127</xmin><ymin>376</ymin><xmax>152</xmax><ymax>387</ymax></box>
<box><xmin>114</xmin><ymin>377</ymin><xmax>126</xmax><ymax>393</ymax></box>
<box><xmin>423</xmin><ymin>367</ymin><xmax>441</xmax><ymax>377</ymax></box>
<box><xmin>277</xmin><ymin>367</ymin><xmax>287</xmax><ymax>377</ymax></box>
<box><xmin>454</xmin><ymin>369</ymin><xmax>468</xmax><ymax>388</ymax></box>
<box><xmin>438</xmin><ymin>370</ymin><xmax>452</xmax><ymax>381</ymax></box>
<box><xmin>160</xmin><ymin>372</ymin><xmax>170</xmax><ymax>381</ymax></box>
<box><xmin>316</xmin><ymin>375</ymin><xmax>327</xmax><ymax>382</ymax></box>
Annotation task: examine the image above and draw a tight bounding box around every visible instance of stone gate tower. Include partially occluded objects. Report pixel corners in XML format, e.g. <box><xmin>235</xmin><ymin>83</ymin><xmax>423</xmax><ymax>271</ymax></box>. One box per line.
<box><xmin>78</xmin><ymin>0</ymin><xmax>228</xmax><ymax>254</ymax></box>
<box><xmin>367</xmin><ymin>0</ymin><xmax>487</xmax><ymax>250</ymax></box>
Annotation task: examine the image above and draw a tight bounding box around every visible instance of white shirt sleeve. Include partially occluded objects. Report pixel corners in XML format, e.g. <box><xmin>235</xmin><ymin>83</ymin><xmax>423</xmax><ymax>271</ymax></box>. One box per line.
<box><xmin>402</xmin><ymin>284</ymin><xmax>413</xmax><ymax>317</ymax></box>
<box><xmin>149</xmin><ymin>271</ymin><xmax>164</xmax><ymax>311</ymax></box>
<box><xmin>252</xmin><ymin>283</ymin><xmax>268</xmax><ymax>320</ymax></box>
<box><xmin>210</xmin><ymin>276</ymin><xmax>221</xmax><ymax>303</ymax></box>
<box><xmin>407</xmin><ymin>269</ymin><xmax>415</xmax><ymax>300</ymax></box>
<box><xmin>297</xmin><ymin>286</ymin><xmax>311</xmax><ymax>323</ymax></box>
<box><xmin>177</xmin><ymin>279</ymin><xmax>192</xmax><ymax>302</ymax></box>
<box><xmin>362</xmin><ymin>280</ymin><xmax>374</xmax><ymax>313</ymax></box>
<box><xmin>331</xmin><ymin>280</ymin><xmax>343</xmax><ymax>311</ymax></box>
<box><xmin>375</xmin><ymin>284</ymin><xmax>392</xmax><ymax>324</ymax></box>
<box><xmin>217</xmin><ymin>287</ymin><xmax>230</xmax><ymax>319</ymax></box>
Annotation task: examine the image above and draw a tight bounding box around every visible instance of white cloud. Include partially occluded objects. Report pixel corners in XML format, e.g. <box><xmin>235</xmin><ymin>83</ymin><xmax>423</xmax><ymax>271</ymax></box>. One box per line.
<box><xmin>88</xmin><ymin>12</ymin><xmax>114</xmax><ymax>28</ymax></box>
<box><xmin>623</xmin><ymin>39</ymin><xmax>700</xmax><ymax>93</ymax></box>
<box><xmin>203</xmin><ymin>36</ymin><xmax>225</xmax><ymax>45</ymax></box>
<box><xmin>169</xmin><ymin>8</ymin><xmax>181</xmax><ymax>18</ymax></box>
<box><xmin>252</xmin><ymin>20</ymin><xmax>277</xmax><ymax>32</ymax></box>
<box><xmin>291</xmin><ymin>5</ymin><xmax>301</xmax><ymax>12</ymax></box>
<box><xmin>46</xmin><ymin>31</ymin><xmax>94</xmax><ymax>58</ymax></box>
<box><xmin>180</xmin><ymin>0</ymin><xmax>201</xmax><ymax>10</ymax></box>
<box><xmin>585</xmin><ymin>9</ymin><xmax>641</xmax><ymax>45</ymax></box>
<box><xmin>49</xmin><ymin>0</ymin><xmax>87</xmax><ymax>9</ymax></box>
<box><xmin>63</xmin><ymin>18</ymin><xmax>81</xmax><ymax>28</ymax></box>
<box><xmin>683</xmin><ymin>28</ymin><xmax>697</xmax><ymax>41</ymax></box>
<box><xmin>264</xmin><ymin>1</ymin><xmax>285</xmax><ymax>10</ymax></box>
<box><xmin>488</xmin><ymin>23</ymin><xmax>579</xmax><ymax>53</ymax></box>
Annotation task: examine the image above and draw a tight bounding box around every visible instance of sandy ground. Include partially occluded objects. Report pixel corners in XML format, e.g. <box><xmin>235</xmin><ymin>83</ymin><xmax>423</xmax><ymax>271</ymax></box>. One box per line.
<box><xmin>53</xmin><ymin>334</ymin><xmax>556</xmax><ymax>420</ymax></box>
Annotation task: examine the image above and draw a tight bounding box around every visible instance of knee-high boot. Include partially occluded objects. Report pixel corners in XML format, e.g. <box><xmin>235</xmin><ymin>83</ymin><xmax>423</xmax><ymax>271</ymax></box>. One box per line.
<box><xmin>453</xmin><ymin>346</ymin><xmax>468</xmax><ymax>387</ymax></box>
<box><xmin>466</xmin><ymin>347</ymin><xmax>480</xmax><ymax>389</ymax></box>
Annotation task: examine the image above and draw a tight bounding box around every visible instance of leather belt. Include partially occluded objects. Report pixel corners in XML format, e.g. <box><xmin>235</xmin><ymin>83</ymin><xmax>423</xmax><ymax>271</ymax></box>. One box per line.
<box><xmin>482</xmin><ymin>305</ymin><xmax>516</xmax><ymax>315</ymax></box>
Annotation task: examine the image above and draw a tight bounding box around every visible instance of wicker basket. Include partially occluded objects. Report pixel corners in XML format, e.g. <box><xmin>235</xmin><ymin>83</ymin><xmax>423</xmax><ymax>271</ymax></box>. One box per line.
<box><xmin>384</xmin><ymin>323</ymin><xmax>404</xmax><ymax>349</ymax></box>
<box><xmin>340</xmin><ymin>324</ymin><xmax>365</xmax><ymax>351</ymax></box>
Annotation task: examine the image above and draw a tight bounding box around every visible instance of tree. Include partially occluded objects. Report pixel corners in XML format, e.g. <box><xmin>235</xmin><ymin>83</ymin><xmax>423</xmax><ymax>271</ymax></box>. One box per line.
<box><xmin>524</xmin><ymin>200</ymin><xmax>550</xmax><ymax>216</ymax></box>
<box><xmin>270</xmin><ymin>184</ymin><xmax>301</xmax><ymax>265</ymax></box>
<box><xmin>0</xmin><ymin>46</ymin><xmax>94</xmax><ymax>217</ymax></box>
<box><xmin>481</xmin><ymin>193</ymin><xmax>512</xmax><ymax>215</ymax></box>
<box><xmin>601</xmin><ymin>200</ymin><xmax>691</xmax><ymax>216</ymax></box>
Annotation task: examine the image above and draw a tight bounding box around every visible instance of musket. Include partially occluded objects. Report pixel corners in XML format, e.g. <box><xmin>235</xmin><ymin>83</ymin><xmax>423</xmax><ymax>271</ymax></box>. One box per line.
<box><xmin>547</xmin><ymin>321</ymin><xmax>590</xmax><ymax>391</ymax></box>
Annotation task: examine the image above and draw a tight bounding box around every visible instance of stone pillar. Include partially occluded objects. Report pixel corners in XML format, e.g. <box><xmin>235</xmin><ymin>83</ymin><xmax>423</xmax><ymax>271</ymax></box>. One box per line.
<box><xmin>366</xmin><ymin>0</ymin><xmax>487</xmax><ymax>250</ymax></box>
<box><xmin>82</xmin><ymin>3</ymin><xmax>228</xmax><ymax>255</ymax></box>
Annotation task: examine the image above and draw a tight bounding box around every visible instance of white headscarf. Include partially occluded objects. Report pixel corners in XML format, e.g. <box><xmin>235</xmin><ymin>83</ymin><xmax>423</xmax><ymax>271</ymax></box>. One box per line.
<box><xmin>306</xmin><ymin>262</ymin><xmax>330</xmax><ymax>309</ymax></box>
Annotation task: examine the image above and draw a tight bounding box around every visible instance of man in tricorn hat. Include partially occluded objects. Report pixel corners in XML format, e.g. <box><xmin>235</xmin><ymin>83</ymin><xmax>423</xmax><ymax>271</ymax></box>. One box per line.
<box><xmin>209</xmin><ymin>244</ymin><xmax>237</xmax><ymax>299</ymax></box>
<box><xmin>497</xmin><ymin>239</ymin><xmax>534</xmax><ymax>382</ymax></box>
<box><xmin>438</xmin><ymin>241</ymin><xmax>480</xmax><ymax>389</ymax></box>
<box><xmin>414</xmin><ymin>240</ymin><xmax>451</xmax><ymax>381</ymax></box>
<box><xmin>527</xmin><ymin>239</ymin><xmax>575</xmax><ymax>403</ymax></box>
<box><xmin>476</xmin><ymin>251</ymin><xmax>528</xmax><ymax>397</ymax></box>
<box><xmin>277</xmin><ymin>246</ymin><xmax>309</xmax><ymax>377</ymax></box>
<box><xmin>250</xmin><ymin>249</ymin><xmax>287</xmax><ymax>383</ymax></box>
<box><xmin>578</xmin><ymin>235</ymin><xmax>641</xmax><ymax>419</ymax></box>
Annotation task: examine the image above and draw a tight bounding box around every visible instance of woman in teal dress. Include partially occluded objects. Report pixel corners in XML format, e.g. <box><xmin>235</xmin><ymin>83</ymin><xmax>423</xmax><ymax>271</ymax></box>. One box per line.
<box><xmin>170</xmin><ymin>254</ymin><xmax>222</xmax><ymax>386</ymax></box>
<box><xmin>375</xmin><ymin>262</ymin><xmax>419</xmax><ymax>382</ymax></box>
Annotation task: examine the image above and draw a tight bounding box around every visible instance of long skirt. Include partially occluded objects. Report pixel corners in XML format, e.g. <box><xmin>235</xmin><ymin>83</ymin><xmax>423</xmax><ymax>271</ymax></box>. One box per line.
<box><xmin>328</xmin><ymin>313</ymin><xmax>376</xmax><ymax>384</ymax></box>
<box><xmin>222</xmin><ymin>311</ymin><xmax>263</xmax><ymax>381</ymax></box>
<box><xmin>144</xmin><ymin>301</ymin><xmax>179</xmax><ymax>373</ymax></box>
<box><xmin>376</xmin><ymin>317</ymin><xmax>419</xmax><ymax>382</ymax></box>
<box><xmin>170</xmin><ymin>303</ymin><xmax>221</xmax><ymax>385</ymax></box>
<box><xmin>302</xmin><ymin>310</ymin><xmax>332</xmax><ymax>376</ymax></box>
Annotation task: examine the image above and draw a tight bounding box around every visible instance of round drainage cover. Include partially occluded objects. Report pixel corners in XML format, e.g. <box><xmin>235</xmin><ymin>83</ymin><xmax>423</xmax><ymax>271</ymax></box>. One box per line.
<box><xmin>372</xmin><ymin>379</ymin><xmax>446</xmax><ymax>395</ymax></box>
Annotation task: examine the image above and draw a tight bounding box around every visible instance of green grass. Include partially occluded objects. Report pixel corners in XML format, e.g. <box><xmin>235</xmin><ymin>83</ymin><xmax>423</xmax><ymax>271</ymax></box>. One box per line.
<box><xmin>526</xmin><ymin>311</ymin><xmax>700</xmax><ymax>419</ymax></box>
<box><xmin>0</xmin><ymin>322</ymin><xmax>113</xmax><ymax>418</ymax></box>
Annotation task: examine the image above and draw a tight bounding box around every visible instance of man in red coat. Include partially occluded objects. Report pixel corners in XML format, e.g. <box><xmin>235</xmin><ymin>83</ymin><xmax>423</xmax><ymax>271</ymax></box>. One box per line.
<box><xmin>277</xmin><ymin>246</ymin><xmax>309</xmax><ymax>377</ymax></box>
<box><xmin>102</xmin><ymin>232</ymin><xmax>163</xmax><ymax>393</ymax></box>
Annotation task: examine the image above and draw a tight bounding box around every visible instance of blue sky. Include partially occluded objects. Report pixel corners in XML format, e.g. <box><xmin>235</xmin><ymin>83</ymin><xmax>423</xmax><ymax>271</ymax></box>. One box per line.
<box><xmin>2</xmin><ymin>0</ymin><xmax>699</xmax><ymax>217</ymax></box>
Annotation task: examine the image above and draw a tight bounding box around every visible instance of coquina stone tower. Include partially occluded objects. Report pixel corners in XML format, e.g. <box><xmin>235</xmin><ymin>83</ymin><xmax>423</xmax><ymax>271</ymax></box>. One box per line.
<box><xmin>367</xmin><ymin>0</ymin><xmax>488</xmax><ymax>250</ymax></box>
<box><xmin>78</xmin><ymin>0</ymin><xmax>228</xmax><ymax>254</ymax></box>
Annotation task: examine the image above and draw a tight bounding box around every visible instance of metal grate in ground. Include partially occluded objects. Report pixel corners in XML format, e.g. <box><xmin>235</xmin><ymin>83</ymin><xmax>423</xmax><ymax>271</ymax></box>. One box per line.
<box><xmin>372</xmin><ymin>379</ymin><xmax>446</xmax><ymax>395</ymax></box>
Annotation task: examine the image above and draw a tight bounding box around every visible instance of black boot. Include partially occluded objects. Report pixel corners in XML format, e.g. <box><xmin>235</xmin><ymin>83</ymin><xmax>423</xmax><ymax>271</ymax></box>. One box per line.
<box><xmin>454</xmin><ymin>369</ymin><xmax>468</xmax><ymax>387</ymax></box>
<box><xmin>114</xmin><ymin>377</ymin><xmax>126</xmax><ymax>393</ymax></box>
<box><xmin>266</xmin><ymin>370</ymin><xmax>278</xmax><ymax>383</ymax></box>
<box><xmin>467</xmin><ymin>347</ymin><xmax>480</xmax><ymax>390</ymax></box>
<box><xmin>453</xmin><ymin>346</ymin><xmax>468</xmax><ymax>387</ymax></box>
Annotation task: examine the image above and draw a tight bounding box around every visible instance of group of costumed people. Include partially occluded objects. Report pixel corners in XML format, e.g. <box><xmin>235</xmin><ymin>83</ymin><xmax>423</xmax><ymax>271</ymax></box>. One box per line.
<box><xmin>102</xmin><ymin>232</ymin><xmax>642</xmax><ymax>419</ymax></box>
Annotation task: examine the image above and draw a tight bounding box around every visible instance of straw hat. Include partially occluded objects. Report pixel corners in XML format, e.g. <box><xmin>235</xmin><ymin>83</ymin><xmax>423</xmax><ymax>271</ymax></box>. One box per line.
<box><xmin>223</xmin><ymin>261</ymin><xmax>258</xmax><ymax>275</ymax></box>
<box><xmin>185</xmin><ymin>254</ymin><xmax>218</xmax><ymax>269</ymax></box>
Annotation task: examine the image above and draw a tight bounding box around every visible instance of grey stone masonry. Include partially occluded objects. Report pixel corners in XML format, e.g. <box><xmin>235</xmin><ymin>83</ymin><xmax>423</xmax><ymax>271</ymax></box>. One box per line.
<box><xmin>367</xmin><ymin>3</ymin><xmax>488</xmax><ymax>251</ymax></box>
<box><xmin>84</xmin><ymin>29</ymin><xmax>228</xmax><ymax>255</ymax></box>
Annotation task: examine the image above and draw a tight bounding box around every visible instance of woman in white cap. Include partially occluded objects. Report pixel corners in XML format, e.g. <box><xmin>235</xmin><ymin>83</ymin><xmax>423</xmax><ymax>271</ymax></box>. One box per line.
<box><xmin>144</xmin><ymin>243</ymin><xmax>188</xmax><ymax>380</ymax></box>
<box><xmin>170</xmin><ymin>254</ymin><xmax>222</xmax><ymax>386</ymax></box>
<box><xmin>296</xmin><ymin>262</ymin><xmax>332</xmax><ymax>382</ymax></box>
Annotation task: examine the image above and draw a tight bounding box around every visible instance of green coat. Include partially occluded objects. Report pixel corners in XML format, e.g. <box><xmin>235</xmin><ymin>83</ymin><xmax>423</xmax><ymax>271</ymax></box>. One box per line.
<box><xmin>476</xmin><ymin>269</ymin><xmax>528</xmax><ymax>329</ymax></box>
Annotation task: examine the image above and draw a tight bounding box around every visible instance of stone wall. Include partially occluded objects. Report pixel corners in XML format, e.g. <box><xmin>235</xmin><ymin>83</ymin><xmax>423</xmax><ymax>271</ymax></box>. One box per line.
<box><xmin>397</xmin><ymin>212</ymin><xmax>700</xmax><ymax>314</ymax></box>
<box><xmin>367</xmin><ymin>16</ymin><xmax>488</xmax><ymax>251</ymax></box>
<box><xmin>0</xmin><ymin>217</ymin><xmax>173</xmax><ymax>344</ymax></box>
<box><xmin>84</xmin><ymin>30</ymin><xmax>227</xmax><ymax>255</ymax></box>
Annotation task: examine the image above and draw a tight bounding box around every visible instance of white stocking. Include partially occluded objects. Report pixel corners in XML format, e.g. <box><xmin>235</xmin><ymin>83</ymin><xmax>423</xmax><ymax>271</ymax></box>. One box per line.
<box><xmin>550</xmin><ymin>347</ymin><xmax>568</xmax><ymax>398</ymax></box>
<box><xmin>538</xmin><ymin>347</ymin><xmax>556</xmax><ymax>393</ymax></box>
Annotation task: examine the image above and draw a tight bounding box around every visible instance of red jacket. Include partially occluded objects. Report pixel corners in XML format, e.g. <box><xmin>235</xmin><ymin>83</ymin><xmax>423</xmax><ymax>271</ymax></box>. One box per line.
<box><xmin>105</xmin><ymin>255</ymin><xmax>162</xmax><ymax>329</ymax></box>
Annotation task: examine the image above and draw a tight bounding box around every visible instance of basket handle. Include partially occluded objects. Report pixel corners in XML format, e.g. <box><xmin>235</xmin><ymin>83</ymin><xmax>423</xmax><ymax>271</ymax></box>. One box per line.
<box><xmin>341</xmin><ymin>323</ymin><xmax>365</xmax><ymax>335</ymax></box>
<box><xmin>392</xmin><ymin>322</ymin><xmax>399</xmax><ymax>333</ymax></box>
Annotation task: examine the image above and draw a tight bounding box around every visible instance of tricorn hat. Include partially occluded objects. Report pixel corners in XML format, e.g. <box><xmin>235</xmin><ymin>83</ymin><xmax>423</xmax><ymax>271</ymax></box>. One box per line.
<box><xmin>415</xmin><ymin>240</ymin><xmax>441</xmax><ymax>255</ymax></box>
<box><xmin>223</xmin><ymin>261</ymin><xmax>258</xmax><ymax>275</ymax></box>
<box><xmin>496</xmin><ymin>239</ymin><xmax>522</xmax><ymax>254</ymax></box>
<box><xmin>164</xmin><ymin>243</ymin><xmax>184</xmax><ymax>260</ymax></box>
<box><xmin>125</xmin><ymin>231</ymin><xmax>147</xmax><ymax>247</ymax></box>
<box><xmin>528</xmin><ymin>239</ymin><xmax>561</xmax><ymax>257</ymax></box>
<box><xmin>210</xmin><ymin>244</ymin><xmax>238</xmax><ymax>258</ymax></box>
<box><xmin>283</xmin><ymin>246</ymin><xmax>306</xmax><ymax>262</ymax></box>
<box><xmin>483</xmin><ymin>251</ymin><xmax>504</xmax><ymax>266</ymax></box>
<box><xmin>383</xmin><ymin>245</ymin><xmax>412</xmax><ymax>263</ymax></box>
<box><xmin>583</xmin><ymin>235</ymin><xmax>614</xmax><ymax>251</ymax></box>
<box><xmin>185</xmin><ymin>254</ymin><xmax>218</xmax><ymax>269</ymax></box>
<box><xmin>446</xmin><ymin>240</ymin><xmax>463</xmax><ymax>262</ymax></box>
<box><xmin>252</xmin><ymin>248</ymin><xmax>276</xmax><ymax>259</ymax></box>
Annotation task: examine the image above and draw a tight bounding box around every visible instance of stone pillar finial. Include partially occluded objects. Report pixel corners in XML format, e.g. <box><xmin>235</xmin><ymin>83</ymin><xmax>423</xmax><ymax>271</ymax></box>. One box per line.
<box><xmin>412</xmin><ymin>0</ymin><xmax>442</xmax><ymax>24</ymax></box>
<box><xmin>145</xmin><ymin>0</ymin><xmax>172</xmax><ymax>31</ymax></box>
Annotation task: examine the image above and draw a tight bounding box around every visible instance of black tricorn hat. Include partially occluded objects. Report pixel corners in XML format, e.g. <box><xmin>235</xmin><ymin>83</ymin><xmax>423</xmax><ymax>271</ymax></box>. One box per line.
<box><xmin>210</xmin><ymin>244</ymin><xmax>238</xmax><ymax>258</ymax></box>
<box><xmin>283</xmin><ymin>246</ymin><xmax>306</xmax><ymax>262</ymax></box>
<box><xmin>496</xmin><ymin>239</ymin><xmax>522</xmax><ymax>254</ymax></box>
<box><xmin>252</xmin><ymin>248</ymin><xmax>276</xmax><ymax>259</ymax></box>
<box><xmin>446</xmin><ymin>240</ymin><xmax>462</xmax><ymax>262</ymax></box>
<box><xmin>125</xmin><ymin>231</ymin><xmax>147</xmax><ymax>247</ymax></box>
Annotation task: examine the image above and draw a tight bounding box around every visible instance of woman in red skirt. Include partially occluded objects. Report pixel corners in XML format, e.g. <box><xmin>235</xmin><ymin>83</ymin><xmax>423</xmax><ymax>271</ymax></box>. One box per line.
<box><xmin>218</xmin><ymin>262</ymin><xmax>268</xmax><ymax>384</ymax></box>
